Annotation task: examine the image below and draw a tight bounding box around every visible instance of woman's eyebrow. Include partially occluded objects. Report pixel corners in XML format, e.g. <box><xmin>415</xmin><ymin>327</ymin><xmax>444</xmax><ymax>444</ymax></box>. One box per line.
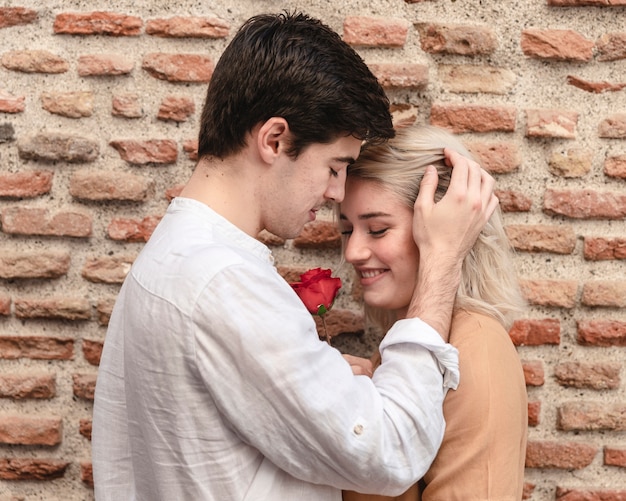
<box><xmin>339</xmin><ymin>211</ymin><xmax>392</xmax><ymax>221</ymax></box>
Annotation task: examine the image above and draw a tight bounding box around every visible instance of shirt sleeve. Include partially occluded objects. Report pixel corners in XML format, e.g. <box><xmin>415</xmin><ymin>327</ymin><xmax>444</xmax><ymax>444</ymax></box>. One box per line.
<box><xmin>191</xmin><ymin>262</ymin><xmax>459</xmax><ymax>496</ymax></box>
<box><xmin>379</xmin><ymin>318</ymin><xmax>459</xmax><ymax>392</ymax></box>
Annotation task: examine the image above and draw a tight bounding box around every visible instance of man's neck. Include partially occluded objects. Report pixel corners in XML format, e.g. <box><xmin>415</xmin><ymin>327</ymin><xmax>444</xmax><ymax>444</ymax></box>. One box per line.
<box><xmin>180</xmin><ymin>156</ymin><xmax>262</xmax><ymax>237</ymax></box>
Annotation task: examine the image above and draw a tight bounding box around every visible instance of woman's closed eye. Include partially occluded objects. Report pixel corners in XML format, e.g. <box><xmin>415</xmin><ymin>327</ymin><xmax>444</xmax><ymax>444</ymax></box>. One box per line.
<box><xmin>369</xmin><ymin>228</ymin><xmax>388</xmax><ymax>237</ymax></box>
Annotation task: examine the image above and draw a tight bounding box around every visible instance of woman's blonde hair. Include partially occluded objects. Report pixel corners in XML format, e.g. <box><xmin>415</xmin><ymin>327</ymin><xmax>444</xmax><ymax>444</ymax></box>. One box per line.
<box><xmin>342</xmin><ymin>125</ymin><xmax>526</xmax><ymax>332</ymax></box>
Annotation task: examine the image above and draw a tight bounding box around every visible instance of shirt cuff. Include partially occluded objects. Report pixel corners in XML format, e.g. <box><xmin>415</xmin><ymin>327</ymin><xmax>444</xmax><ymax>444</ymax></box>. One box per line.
<box><xmin>380</xmin><ymin>317</ymin><xmax>460</xmax><ymax>391</ymax></box>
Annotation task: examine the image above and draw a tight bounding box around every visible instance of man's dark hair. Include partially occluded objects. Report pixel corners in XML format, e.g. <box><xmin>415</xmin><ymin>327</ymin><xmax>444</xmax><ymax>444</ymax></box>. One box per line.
<box><xmin>198</xmin><ymin>11</ymin><xmax>394</xmax><ymax>159</ymax></box>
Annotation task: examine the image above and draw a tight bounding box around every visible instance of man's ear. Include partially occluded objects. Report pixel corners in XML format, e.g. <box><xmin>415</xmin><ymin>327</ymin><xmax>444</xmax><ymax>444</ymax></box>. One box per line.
<box><xmin>257</xmin><ymin>117</ymin><xmax>290</xmax><ymax>163</ymax></box>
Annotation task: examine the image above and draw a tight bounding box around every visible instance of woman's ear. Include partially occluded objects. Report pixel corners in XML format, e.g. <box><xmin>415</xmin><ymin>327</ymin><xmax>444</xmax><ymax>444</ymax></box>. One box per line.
<box><xmin>256</xmin><ymin>117</ymin><xmax>290</xmax><ymax>164</ymax></box>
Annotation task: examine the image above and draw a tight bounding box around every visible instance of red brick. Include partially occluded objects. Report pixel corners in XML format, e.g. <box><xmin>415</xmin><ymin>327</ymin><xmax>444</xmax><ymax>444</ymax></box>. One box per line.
<box><xmin>41</xmin><ymin>91</ymin><xmax>94</xmax><ymax>118</ymax></box>
<box><xmin>79</xmin><ymin>418</ymin><xmax>92</xmax><ymax>440</ymax></box>
<box><xmin>556</xmin><ymin>487</ymin><xmax>626</xmax><ymax>501</ymax></box>
<box><xmin>368</xmin><ymin>63</ymin><xmax>428</xmax><ymax>89</ymax></box>
<box><xmin>604</xmin><ymin>154</ymin><xmax>626</xmax><ymax>178</ymax></box>
<box><xmin>183</xmin><ymin>139</ymin><xmax>198</xmax><ymax>161</ymax></box>
<box><xmin>112</xmin><ymin>93</ymin><xmax>143</xmax><ymax>118</ymax></box>
<box><xmin>0</xmin><ymin>415</ymin><xmax>62</xmax><ymax>446</ymax></box>
<box><xmin>596</xmin><ymin>32</ymin><xmax>626</xmax><ymax>61</ymax></box>
<box><xmin>81</xmin><ymin>461</ymin><xmax>93</xmax><ymax>487</ymax></box>
<box><xmin>107</xmin><ymin>215</ymin><xmax>162</xmax><ymax>242</ymax></box>
<box><xmin>582</xmin><ymin>280</ymin><xmax>626</xmax><ymax>307</ymax></box>
<box><xmin>82</xmin><ymin>255</ymin><xmax>135</xmax><ymax>284</ymax></box>
<box><xmin>293</xmin><ymin>220</ymin><xmax>341</xmax><ymax>249</ymax></box>
<box><xmin>277</xmin><ymin>265</ymin><xmax>311</xmax><ymax>284</ymax></box>
<box><xmin>430</xmin><ymin>104</ymin><xmax>516</xmax><ymax>133</ymax></box>
<box><xmin>521</xmin><ymin>29</ymin><xmax>594</xmax><ymax>61</ymax></box>
<box><xmin>96</xmin><ymin>298</ymin><xmax>115</xmax><ymax>326</ymax></box>
<box><xmin>314</xmin><ymin>308</ymin><xmax>364</xmax><ymax>340</ymax></box>
<box><xmin>157</xmin><ymin>95</ymin><xmax>195</xmax><ymax>122</ymax></box>
<box><xmin>142</xmin><ymin>53</ymin><xmax>214</xmax><ymax>82</ymax></box>
<box><xmin>544</xmin><ymin>189</ymin><xmax>626</xmax><ymax>219</ymax></box>
<box><xmin>0</xmin><ymin>7</ymin><xmax>37</xmax><ymax>28</ymax></box>
<box><xmin>523</xmin><ymin>483</ymin><xmax>536</xmax><ymax>500</ymax></box>
<box><xmin>525</xmin><ymin>109</ymin><xmax>578</xmax><ymax>138</ymax></box>
<box><xmin>528</xmin><ymin>401</ymin><xmax>541</xmax><ymax>426</ymax></box>
<box><xmin>510</xmin><ymin>318</ymin><xmax>561</xmax><ymax>346</ymax></box>
<box><xmin>558</xmin><ymin>401</ymin><xmax>626</xmax><ymax>431</ymax></box>
<box><xmin>416</xmin><ymin>23</ymin><xmax>496</xmax><ymax>55</ymax></box>
<box><xmin>166</xmin><ymin>184</ymin><xmax>185</xmax><ymax>201</ymax></box>
<box><xmin>257</xmin><ymin>230</ymin><xmax>285</xmax><ymax>247</ymax></box>
<box><xmin>110</xmin><ymin>139</ymin><xmax>178</xmax><ymax>164</ymax></box>
<box><xmin>343</xmin><ymin>16</ymin><xmax>408</xmax><ymax>47</ymax></box>
<box><xmin>0</xmin><ymin>250</ymin><xmax>70</xmax><ymax>279</ymax></box>
<box><xmin>584</xmin><ymin>237</ymin><xmax>626</xmax><ymax>260</ymax></box>
<box><xmin>548</xmin><ymin>147</ymin><xmax>593</xmax><ymax>177</ymax></box>
<box><xmin>1</xmin><ymin>50</ymin><xmax>69</xmax><ymax>73</ymax></box>
<box><xmin>0</xmin><ymin>373</ymin><xmax>56</xmax><ymax>399</ymax></box>
<box><xmin>0</xmin><ymin>170</ymin><xmax>53</xmax><ymax>197</ymax></box>
<box><xmin>78</xmin><ymin>53</ymin><xmax>134</xmax><ymax>76</ymax></box>
<box><xmin>73</xmin><ymin>373</ymin><xmax>97</xmax><ymax>400</ymax></box>
<box><xmin>14</xmin><ymin>297</ymin><xmax>91</xmax><ymax>321</ymax></box>
<box><xmin>525</xmin><ymin>440</ymin><xmax>597</xmax><ymax>469</ymax></box>
<box><xmin>0</xmin><ymin>336</ymin><xmax>73</xmax><ymax>360</ymax></box>
<box><xmin>566</xmin><ymin>75</ymin><xmax>626</xmax><ymax>93</ymax></box>
<box><xmin>505</xmin><ymin>224</ymin><xmax>576</xmax><ymax>254</ymax></box>
<box><xmin>598</xmin><ymin>113</ymin><xmax>626</xmax><ymax>138</ymax></box>
<box><xmin>53</xmin><ymin>11</ymin><xmax>142</xmax><ymax>36</ymax></box>
<box><xmin>604</xmin><ymin>447</ymin><xmax>626</xmax><ymax>467</ymax></box>
<box><xmin>522</xmin><ymin>360</ymin><xmax>545</xmax><ymax>386</ymax></box>
<box><xmin>145</xmin><ymin>16</ymin><xmax>229</xmax><ymax>38</ymax></box>
<box><xmin>83</xmin><ymin>339</ymin><xmax>103</xmax><ymax>366</ymax></box>
<box><xmin>520</xmin><ymin>279</ymin><xmax>578</xmax><ymax>308</ymax></box>
<box><xmin>0</xmin><ymin>295</ymin><xmax>9</xmax><ymax>316</ymax></box>
<box><xmin>70</xmin><ymin>169</ymin><xmax>153</xmax><ymax>202</ymax></box>
<box><xmin>1</xmin><ymin>207</ymin><xmax>92</xmax><ymax>237</ymax></box>
<box><xmin>0</xmin><ymin>458</ymin><xmax>69</xmax><ymax>480</ymax></box>
<box><xmin>0</xmin><ymin>89</ymin><xmax>25</xmax><ymax>113</ymax></box>
<box><xmin>17</xmin><ymin>132</ymin><xmax>99</xmax><ymax>163</ymax></box>
<box><xmin>391</xmin><ymin>103</ymin><xmax>418</xmax><ymax>128</ymax></box>
<box><xmin>549</xmin><ymin>0</ymin><xmax>626</xmax><ymax>5</ymax></box>
<box><xmin>439</xmin><ymin>64</ymin><xmax>516</xmax><ymax>94</ymax></box>
<box><xmin>554</xmin><ymin>361</ymin><xmax>621</xmax><ymax>389</ymax></box>
<box><xmin>577</xmin><ymin>319</ymin><xmax>626</xmax><ymax>347</ymax></box>
<box><xmin>495</xmin><ymin>190</ymin><xmax>532</xmax><ymax>212</ymax></box>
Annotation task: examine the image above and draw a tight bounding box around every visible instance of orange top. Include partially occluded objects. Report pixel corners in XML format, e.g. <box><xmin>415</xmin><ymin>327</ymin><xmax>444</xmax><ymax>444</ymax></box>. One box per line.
<box><xmin>343</xmin><ymin>310</ymin><xmax>528</xmax><ymax>501</ymax></box>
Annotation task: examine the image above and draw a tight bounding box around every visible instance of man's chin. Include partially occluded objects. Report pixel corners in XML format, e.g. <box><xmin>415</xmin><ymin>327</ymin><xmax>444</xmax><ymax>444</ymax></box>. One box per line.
<box><xmin>267</xmin><ymin>225</ymin><xmax>304</xmax><ymax>241</ymax></box>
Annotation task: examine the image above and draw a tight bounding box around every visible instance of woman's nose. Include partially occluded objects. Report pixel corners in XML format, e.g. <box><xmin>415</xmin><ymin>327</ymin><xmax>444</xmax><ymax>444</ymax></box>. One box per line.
<box><xmin>344</xmin><ymin>231</ymin><xmax>369</xmax><ymax>264</ymax></box>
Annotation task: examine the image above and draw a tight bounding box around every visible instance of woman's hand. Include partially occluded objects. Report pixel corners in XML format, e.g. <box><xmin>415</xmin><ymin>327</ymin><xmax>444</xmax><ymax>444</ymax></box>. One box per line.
<box><xmin>343</xmin><ymin>354</ymin><xmax>373</xmax><ymax>378</ymax></box>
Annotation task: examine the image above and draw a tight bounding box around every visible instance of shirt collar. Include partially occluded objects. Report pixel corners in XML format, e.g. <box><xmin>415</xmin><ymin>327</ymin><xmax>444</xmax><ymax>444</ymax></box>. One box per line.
<box><xmin>169</xmin><ymin>197</ymin><xmax>275</xmax><ymax>265</ymax></box>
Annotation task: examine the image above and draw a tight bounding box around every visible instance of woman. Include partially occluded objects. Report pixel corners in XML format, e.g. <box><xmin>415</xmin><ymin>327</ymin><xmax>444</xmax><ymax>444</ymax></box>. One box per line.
<box><xmin>340</xmin><ymin>125</ymin><xmax>528</xmax><ymax>501</ymax></box>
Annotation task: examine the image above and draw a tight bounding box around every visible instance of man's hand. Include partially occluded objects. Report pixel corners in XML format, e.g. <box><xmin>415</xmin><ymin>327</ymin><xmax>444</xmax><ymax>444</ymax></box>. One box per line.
<box><xmin>406</xmin><ymin>150</ymin><xmax>498</xmax><ymax>340</ymax></box>
<box><xmin>413</xmin><ymin>149</ymin><xmax>497</xmax><ymax>264</ymax></box>
<box><xmin>342</xmin><ymin>354</ymin><xmax>373</xmax><ymax>378</ymax></box>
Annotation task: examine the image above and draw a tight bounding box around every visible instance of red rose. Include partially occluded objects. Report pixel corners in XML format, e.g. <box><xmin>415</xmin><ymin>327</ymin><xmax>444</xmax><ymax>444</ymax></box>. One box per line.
<box><xmin>290</xmin><ymin>268</ymin><xmax>342</xmax><ymax>316</ymax></box>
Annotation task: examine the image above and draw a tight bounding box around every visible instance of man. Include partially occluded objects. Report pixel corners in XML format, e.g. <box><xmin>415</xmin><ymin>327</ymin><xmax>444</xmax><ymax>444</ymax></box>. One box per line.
<box><xmin>92</xmin><ymin>11</ymin><xmax>497</xmax><ymax>500</ymax></box>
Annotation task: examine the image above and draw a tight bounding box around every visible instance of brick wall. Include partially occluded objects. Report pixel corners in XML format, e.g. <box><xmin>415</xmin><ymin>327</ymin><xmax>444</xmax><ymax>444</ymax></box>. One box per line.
<box><xmin>0</xmin><ymin>1</ymin><xmax>625</xmax><ymax>499</ymax></box>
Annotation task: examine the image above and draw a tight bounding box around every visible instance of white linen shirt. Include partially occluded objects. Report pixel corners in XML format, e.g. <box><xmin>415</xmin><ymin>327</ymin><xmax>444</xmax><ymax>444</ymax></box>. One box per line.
<box><xmin>92</xmin><ymin>197</ymin><xmax>459</xmax><ymax>501</ymax></box>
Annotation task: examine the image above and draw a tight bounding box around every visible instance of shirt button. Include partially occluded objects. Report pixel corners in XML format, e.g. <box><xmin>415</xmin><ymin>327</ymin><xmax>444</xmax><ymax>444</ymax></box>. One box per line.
<box><xmin>353</xmin><ymin>424</ymin><xmax>364</xmax><ymax>435</ymax></box>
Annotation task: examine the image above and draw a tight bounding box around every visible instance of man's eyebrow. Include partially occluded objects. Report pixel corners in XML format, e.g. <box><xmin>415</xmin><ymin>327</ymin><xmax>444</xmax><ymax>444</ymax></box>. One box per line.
<box><xmin>334</xmin><ymin>156</ymin><xmax>356</xmax><ymax>165</ymax></box>
<box><xmin>339</xmin><ymin>211</ymin><xmax>392</xmax><ymax>220</ymax></box>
